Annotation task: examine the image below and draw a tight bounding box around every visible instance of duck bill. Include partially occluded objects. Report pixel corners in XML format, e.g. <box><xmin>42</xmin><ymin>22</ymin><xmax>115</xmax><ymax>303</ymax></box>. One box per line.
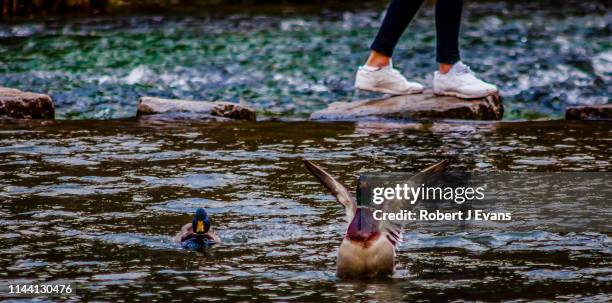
<box><xmin>196</xmin><ymin>220</ymin><xmax>205</xmax><ymax>233</ymax></box>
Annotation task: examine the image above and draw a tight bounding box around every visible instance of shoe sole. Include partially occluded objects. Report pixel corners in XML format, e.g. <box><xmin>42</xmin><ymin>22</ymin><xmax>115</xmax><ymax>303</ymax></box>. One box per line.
<box><xmin>433</xmin><ymin>89</ymin><xmax>499</xmax><ymax>99</ymax></box>
<box><xmin>355</xmin><ymin>85</ymin><xmax>424</xmax><ymax>96</ymax></box>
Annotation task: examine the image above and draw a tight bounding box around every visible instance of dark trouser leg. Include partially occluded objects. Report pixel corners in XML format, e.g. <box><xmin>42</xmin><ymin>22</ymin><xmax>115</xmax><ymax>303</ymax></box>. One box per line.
<box><xmin>435</xmin><ymin>0</ymin><xmax>463</xmax><ymax>64</ymax></box>
<box><xmin>370</xmin><ymin>0</ymin><xmax>426</xmax><ymax>57</ymax></box>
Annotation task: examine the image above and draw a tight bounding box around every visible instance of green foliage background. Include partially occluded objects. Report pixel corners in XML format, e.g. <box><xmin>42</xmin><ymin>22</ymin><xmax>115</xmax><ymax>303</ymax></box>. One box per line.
<box><xmin>2</xmin><ymin>0</ymin><xmax>360</xmax><ymax>17</ymax></box>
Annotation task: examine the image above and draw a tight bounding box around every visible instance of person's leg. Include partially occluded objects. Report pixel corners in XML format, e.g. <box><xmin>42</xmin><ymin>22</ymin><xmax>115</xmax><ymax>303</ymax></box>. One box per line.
<box><xmin>354</xmin><ymin>0</ymin><xmax>426</xmax><ymax>95</ymax></box>
<box><xmin>367</xmin><ymin>0</ymin><xmax>426</xmax><ymax>67</ymax></box>
<box><xmin>435</xmin><ymin>0</ymin><xmax>463</xmax><ymax>73</ymax></box>
<box><xmin>433</xmin><ymin>0</ymin><xmax>498</xmax><ymax>98</ymax></box>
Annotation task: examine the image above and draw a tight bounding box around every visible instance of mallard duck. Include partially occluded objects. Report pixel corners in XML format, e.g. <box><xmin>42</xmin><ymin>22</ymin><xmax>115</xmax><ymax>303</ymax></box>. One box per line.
<box><xmin>303</xmin><ymin>159</ymin><xmax>448</xmax><ymax>279</ymax></box>
<box><xmin>174</xmin><ymin>208</ymin><xmax>221</xmax><ymax>249</ymax></box>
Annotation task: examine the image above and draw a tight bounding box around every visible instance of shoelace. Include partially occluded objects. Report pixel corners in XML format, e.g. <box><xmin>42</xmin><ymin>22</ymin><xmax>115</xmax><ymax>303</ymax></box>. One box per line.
<box><xmin>389</xmin><ymin>68</ymin><xmax>402</xmax><ymax>76</ymax></box>
<box><xmin>387</xmin><ymin>67</ymin><xmax>410</xmax><ymax>83</ymax></box>
<box><xmin>453</xmin><ymin>62</ymin><xmax>485</xmax><ymax>86</ymax></box>
<box><xmin>453</xmin><ymin>62</ymin><xmax>472</xmax><ymax>75</ymax></box>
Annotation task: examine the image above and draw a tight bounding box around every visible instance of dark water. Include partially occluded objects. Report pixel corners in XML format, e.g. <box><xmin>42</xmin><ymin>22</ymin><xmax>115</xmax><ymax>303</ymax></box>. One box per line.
<box><xmin>0</xmin><ymin>119</ymin><xmax>610</xmax><ymax>301</ymax></box>
<box><xmin>0</xmin><ymin>0</ymin><xmax>610</xmax><ymax>120</ymax></box>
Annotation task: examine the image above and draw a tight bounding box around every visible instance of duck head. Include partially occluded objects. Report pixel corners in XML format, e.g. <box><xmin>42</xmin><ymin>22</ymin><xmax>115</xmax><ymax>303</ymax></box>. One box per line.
<box><xmin>346</xmin><ymin>207</ymin><xmax>380</xmax><ymax>242</ymax></box>
<box><xmin>192</xmin><ymin>208</ymin><xmax>211</xmax><ymax>234</ymax></box>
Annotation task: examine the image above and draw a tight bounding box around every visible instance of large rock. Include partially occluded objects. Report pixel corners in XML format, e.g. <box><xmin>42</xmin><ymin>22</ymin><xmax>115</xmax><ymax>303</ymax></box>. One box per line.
<box><xmin>311</xmin><ymin>90</ymin><xmax>503</xmax><ymax>121</ymax></box>
<box><xmin>137</xmin><ymin>96</ymin><xmax>256</xmax><ymax>121</ymax></box>
<box><xmin>565</xmin><ymin>104</ymin><xmax>612</xmax><ymax>120</ymax></box>
<box><xmin>0</xmin><ymin>87</ymin><xmax>55</xmax><ymax>119</ymax></box>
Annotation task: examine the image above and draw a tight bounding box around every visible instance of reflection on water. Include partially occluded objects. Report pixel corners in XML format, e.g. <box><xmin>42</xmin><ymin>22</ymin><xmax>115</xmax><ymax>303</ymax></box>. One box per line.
<box><xmin>0</xmin><ymin>119</ymin><xmax>610</xmax><ymax>301</ymax></box>
<box><xmin>0</xmin><ymin>0</ymin><xmax>609</xmax><ymax>119</ymax></box>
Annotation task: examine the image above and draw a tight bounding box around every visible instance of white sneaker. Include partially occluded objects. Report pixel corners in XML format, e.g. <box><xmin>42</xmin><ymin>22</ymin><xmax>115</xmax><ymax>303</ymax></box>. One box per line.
<box><xmin>433</xmin><ymin>62</ymin><xmax>498</xmax><ymax>99</ymax></box>
<box><xmin>355</xmin><ymin>62</ymin><xmax>424</xmax><ymax>95</ymax></box>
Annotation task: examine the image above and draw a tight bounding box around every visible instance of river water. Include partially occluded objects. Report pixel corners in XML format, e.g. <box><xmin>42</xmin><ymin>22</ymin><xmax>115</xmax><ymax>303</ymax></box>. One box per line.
<box><xmin>0</xmin><ymin>119</ymin><xmax>610</xmax><ymax>301</ymax></box>
<box><xmin>0</xmin><ymin>0</ymin><xmax>610</xmax><ymax>120</ymax></box>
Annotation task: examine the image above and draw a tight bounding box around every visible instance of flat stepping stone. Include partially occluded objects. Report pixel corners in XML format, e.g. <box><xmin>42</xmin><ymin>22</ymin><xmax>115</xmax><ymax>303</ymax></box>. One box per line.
<box><xmin>310</xmin><ymin>90</ymin><xmax>503</xmax><ymax>121</ymax></box>
<box><xmin>0</xmin><ymin>87</ymin><xmax>55</xmax><ymax>119</ymax></box>
<box><xmin>137</xmin><ymin>96</ymin><xmax>256</xmax><ymax>121</ymax></box>
<box><xmin>565</xmin><ymin>104</ymin><xmax>612</xmax><ymax>121</ymax></box>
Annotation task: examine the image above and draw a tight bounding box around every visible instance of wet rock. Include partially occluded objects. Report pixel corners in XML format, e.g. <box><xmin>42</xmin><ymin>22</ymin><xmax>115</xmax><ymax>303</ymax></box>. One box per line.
<box><xmin>565</xmin><ymin>104</ymin><xmax>612</xmax><ymax>121</ymax></box>
<box><xmin>311</xmin><ymin>90</ymin><xmax>503</xmax><ymax>121</ymax></box>
<box><xmin>0</xmin><ymin>87</ymin><xmax>55</xmax><ymax>119</ymax></box>
<box><xmin>137</xmin><ymin>97</ymin><xmax>256</xmax><ymax>121</ymax></box>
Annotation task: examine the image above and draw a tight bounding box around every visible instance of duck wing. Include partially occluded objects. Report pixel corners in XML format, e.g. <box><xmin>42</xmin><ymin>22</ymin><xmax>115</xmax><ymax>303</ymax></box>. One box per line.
<box><xmin>303</xmin><ymin>159</ymin><xmax>357</xmax><ymax>223</ymax></box>
<box><xmin>174</xmin><ymin>222</ymin><xmax>193</xmax><ymax>243</ymax></box>
<box><xmin>378</xmin><ymin>160</ymin><xmax>449</xmax><ymax>246</ymax></box>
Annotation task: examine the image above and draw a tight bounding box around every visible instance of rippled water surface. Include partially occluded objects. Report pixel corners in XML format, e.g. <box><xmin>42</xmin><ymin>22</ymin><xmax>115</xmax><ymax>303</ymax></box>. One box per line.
<box><xmin>0</xmin><ymin>0</ymin><xmax>610</xmax><ymax>119</ymax></box>
<box><xmin>0</xmin><ymin>119</ymin><xmax>610</xmax><ymax>301</ymax></box>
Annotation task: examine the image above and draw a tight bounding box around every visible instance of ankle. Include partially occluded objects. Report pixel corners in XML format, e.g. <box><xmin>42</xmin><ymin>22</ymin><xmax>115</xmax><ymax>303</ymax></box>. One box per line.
<box><xmin>438</xmin><ymin>63</ymin><xmax>453</xmax><ymax>74</ymax></box>
<box><xmin>366</xmin><ymin>50</ymin><xmax>391</xmax><ymax>68</ymax></box>
<box><xmin>367</xmin><ymin>61</ymin><xmax>390</xmax><ymax>69</ymax></box>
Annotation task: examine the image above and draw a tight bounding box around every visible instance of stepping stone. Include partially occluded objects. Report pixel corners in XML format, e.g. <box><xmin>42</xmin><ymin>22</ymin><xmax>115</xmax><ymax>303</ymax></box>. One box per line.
<box><xmin>565</xmin><ymin>104</ymin><xmax>612</xmax><ymax>121</ymax></box>
<box><xmin>137</xmin><ymin>96</ymin><xmax>256</xmax><ymax>121</ymax></box>
<box><xmin>0</xmin><ymin>87</ymin><xmax>55</xmax><ymax>119</ymax></box>
<box><xmin>310</xmin><ymin>90</ymin><xmax>503</xmax><ymax>121</ymax></box>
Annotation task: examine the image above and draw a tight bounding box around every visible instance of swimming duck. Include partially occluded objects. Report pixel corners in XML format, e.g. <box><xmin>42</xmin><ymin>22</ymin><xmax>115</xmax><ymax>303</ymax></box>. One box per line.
<box><xmin>303</xmin><ymin>159</ymin><xmax>448</xmax><ymax>279</ymax></box>
<box><xmin>174</xmin><ymin>208</ymin><xmax>221</xmax><ymax>249</ymax></box>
